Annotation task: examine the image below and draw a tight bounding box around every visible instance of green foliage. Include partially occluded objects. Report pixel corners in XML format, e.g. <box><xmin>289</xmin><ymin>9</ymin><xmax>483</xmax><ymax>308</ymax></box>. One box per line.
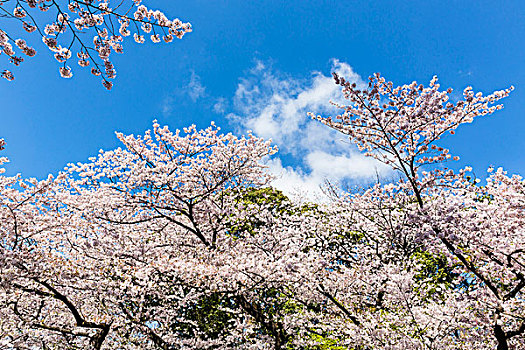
<box><xmin>172</xmin><ymin>292</ymin><xmax>237</xmax><ymax>341</ymax></box>
<box><xmin>241</xmin><ymin>187</ymin><xmax>291</xmax><ymax>209</ymax></box>
<box><xmin>412</xmin><ymin>250</ymin><xmax>460</xmax><ymax>301</ymax></box>
<box><xmin>226</xmin><ymin>187</ymin><xmax>292</xmax><ymax>238</ymax></box>
<box><xmin>300</xmin><ymin>332</ymin><xmax>348</xmax><ymax>350</ymax></box>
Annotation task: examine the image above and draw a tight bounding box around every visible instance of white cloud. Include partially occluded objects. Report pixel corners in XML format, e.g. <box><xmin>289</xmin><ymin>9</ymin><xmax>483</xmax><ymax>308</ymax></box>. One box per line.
<box><xmin>226</xmin><ymin>59</ymin><xmax>391</xmax><ymax>200</ymax></box>
<box><xmin>230</xmin><ymin>59</ymin><xmax>365</xmax><ymax>152</ymax></box>
<box><xmin>266</xmin><ymin>158</ymin><xmax>328</xmax><ymax>201</ymax></box>
<box><xmin>306</xmin><ymin>150</ymin><xmax>386</xmax><ymax>180</ymax></box>
<box><xmin>266</xmin><ymin>151</ymin><xmax>388</xmax><ymax>201</ymax></box>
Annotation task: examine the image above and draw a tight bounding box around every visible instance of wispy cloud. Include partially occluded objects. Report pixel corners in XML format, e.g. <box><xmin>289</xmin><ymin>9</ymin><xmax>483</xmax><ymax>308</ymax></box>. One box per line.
<box><xmin>213</xmin><ymin>97</ymin><xmax>227</xmax><ymax>114</ymax></box>
<box><xmin>161</xmin><ymin>95</ymin><xmax>175</xmax><ymax>117</ymax></box>
<box><xmin>160</xmin><ymin>72</ymin><xmax>208</xmax><ymax>117</ymax></box>
<box><xmin>188</xmin><ymin>71</ymin><xmax>206</xmax><ymax>102</ymax></box>
<box><xmin>224</xmin><ymin>59</ymin><xmax>391</xmax><ymax>199</ymax></box>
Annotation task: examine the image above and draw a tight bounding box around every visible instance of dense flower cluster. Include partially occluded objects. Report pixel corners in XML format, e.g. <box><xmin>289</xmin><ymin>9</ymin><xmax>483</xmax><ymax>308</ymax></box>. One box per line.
<box><xmin>0</xmin><ymin>76</ymin><xmax>523</xmax><ymax>349</ymax></box>
<box><xmin>0</xmin><ymin>0</ymin><xmax>191</xmax><ymax>89</ymax></box>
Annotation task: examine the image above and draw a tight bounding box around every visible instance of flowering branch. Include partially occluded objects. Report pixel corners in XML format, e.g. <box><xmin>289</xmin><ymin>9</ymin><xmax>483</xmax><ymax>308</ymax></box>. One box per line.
<box><xmin>0</xmin><ymin>0</ymin><xmax>191</xmax><ymax>89</ymax></box>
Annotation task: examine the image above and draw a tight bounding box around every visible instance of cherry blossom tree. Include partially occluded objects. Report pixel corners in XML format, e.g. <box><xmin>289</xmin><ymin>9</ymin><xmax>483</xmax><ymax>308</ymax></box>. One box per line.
<box><xmin>311</xmin><ymin>73</ymin><xmax>523</xmax><ymax>349</ymax></box>
<box><xmin>0</xmin><ymin>0</ymin><xmax>191</xmax><ymax>89</ymax></box>
<box><xmin>0</xmin><ymin>122</ymin><xmax>325</xmax><ymax>349</ymax></box>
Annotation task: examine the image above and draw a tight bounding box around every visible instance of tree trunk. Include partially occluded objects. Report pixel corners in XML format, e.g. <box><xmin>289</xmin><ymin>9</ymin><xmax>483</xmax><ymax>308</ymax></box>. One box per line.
<box><xmin>495</xmin><ymin>324</ymin><xmax>508</xmax><ymax>350</ymax></box>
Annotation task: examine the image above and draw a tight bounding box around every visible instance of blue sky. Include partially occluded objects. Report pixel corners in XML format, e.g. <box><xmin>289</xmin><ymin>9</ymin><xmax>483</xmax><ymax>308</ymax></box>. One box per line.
<box><xmin>2</xmin><ymin>1</ymin><xmax>524</xmax><ymax>197</ymax></box>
